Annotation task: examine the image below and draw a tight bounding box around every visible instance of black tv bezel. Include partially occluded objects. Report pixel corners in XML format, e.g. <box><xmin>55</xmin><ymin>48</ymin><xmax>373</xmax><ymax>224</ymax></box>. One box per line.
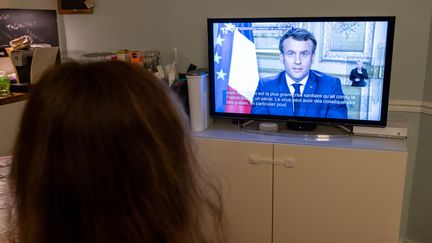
<box><xmin>207</xmin><ymin>16</ymin><xmax>395</xmax><ymax>127</ymax></box>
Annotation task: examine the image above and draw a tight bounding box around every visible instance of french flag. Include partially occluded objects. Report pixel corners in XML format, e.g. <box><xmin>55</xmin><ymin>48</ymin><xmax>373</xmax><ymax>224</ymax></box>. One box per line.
<box><xmin>213</xmin><ymin>23</ymin><xmax>259</xmax><ymax>114</ymax></box>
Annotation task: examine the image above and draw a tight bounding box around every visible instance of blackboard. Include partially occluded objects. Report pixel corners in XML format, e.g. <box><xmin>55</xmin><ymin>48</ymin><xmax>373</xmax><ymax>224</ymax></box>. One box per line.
<box><xmin>0</xmin><ymin>9</ymin><xmax>59</xmax><ymax>52</ymax></box>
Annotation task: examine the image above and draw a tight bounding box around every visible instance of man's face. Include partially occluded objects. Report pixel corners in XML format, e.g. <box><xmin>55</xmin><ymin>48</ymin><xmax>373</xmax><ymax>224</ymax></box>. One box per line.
<box><xmin>279</xmin><ymin>37</ymin><xmax>315</xmax><ymax>82</ymax></box>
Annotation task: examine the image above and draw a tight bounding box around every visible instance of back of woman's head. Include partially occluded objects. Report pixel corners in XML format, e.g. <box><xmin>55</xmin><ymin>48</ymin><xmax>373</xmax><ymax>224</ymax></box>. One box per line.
<box><xmin>9</xmin><ymin>61</ymin><xmax>223</xmax><ymax>243</ymax></box>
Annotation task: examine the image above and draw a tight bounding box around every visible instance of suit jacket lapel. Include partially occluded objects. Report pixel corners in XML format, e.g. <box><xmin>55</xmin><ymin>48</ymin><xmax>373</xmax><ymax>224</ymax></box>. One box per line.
<box><xmin>277</xmin><ymin>72</ymin><xmax>294</xmax><ymax>116</ymax></box>
<box><xmin>299</xmin><ymin>71</ymin><xmax>317</xmax><ymax>117</ymax></box>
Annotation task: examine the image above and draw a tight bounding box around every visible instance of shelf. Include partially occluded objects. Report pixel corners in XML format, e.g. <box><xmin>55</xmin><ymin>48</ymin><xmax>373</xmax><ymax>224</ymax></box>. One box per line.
<box><xmin>0</xmin><ymin>92</ymin><xmax>30</xmax><ymax>106</ymax></box>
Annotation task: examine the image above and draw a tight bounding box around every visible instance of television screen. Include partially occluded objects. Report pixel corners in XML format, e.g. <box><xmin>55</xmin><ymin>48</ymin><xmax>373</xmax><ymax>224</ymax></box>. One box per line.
<box><xmin>207</xmin><ymin>17</ymin><xmax>395</xmax><ymax>127</ymax></box>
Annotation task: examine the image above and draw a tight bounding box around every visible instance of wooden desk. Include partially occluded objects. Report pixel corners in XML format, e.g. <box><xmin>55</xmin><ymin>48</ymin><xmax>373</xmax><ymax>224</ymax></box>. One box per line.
<box><xmin>0</xmin><ymin>92</ymin><xmax>30</xmax><ymax>106</ymax></box>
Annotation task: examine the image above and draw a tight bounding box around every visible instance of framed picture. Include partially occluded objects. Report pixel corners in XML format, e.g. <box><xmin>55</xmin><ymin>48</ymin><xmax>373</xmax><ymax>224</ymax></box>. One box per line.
<box><xmin>57</xmin><ymin>0</ymin><xmax>94</xmax><ymax>14</ymax></box>
<box><xmin>321</xmin><ymin>21</ymin><xmax>374</xmax><ymax>63</ymax></box>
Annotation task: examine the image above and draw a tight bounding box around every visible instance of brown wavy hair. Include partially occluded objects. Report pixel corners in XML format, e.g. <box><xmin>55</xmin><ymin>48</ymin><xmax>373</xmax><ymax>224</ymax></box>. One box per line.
<box><xmin>8</xmin><ymin>61</ymin><xmax>224</xmax><ymax>243</ymax></box>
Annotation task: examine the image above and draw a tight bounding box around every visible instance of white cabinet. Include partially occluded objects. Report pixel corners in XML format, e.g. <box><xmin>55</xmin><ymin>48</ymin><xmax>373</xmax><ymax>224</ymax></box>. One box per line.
<box><xmin>273</xmin><ymin>144</ymin><xmax>407</xmax><ymax>243</ymax></box>
<box><xmin>194</xmin><ymin>122</ymin><xmax>407</xmax><ymax>243</ymax></box>
<box><xmin>195</xmin><ymin>138</ymin><xmax>273</xmax><ymax>243</ymax></box>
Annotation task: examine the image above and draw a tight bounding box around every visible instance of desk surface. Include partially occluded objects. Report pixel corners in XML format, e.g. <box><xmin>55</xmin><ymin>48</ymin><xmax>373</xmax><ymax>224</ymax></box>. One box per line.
<box><xmin>0</xmin><ymin>92</ymin><xmax>29</xmax><ymax>106</ymax></box>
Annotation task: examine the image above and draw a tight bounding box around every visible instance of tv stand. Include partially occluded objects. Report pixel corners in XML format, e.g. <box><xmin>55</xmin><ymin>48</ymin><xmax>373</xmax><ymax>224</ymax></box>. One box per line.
<box><xmin>286</xmin><ymin>121</ymin><xmax>317</xmax><ymax>131</ymax></box>
<box><xmin>238</xmin><ymin>120</ymin><xmax>352</xmax><ymax>139</ymax></box>
<box><xmin>192</xmin><ymin>119</ymin><xmax>407</xmax><ymax>243</ymax></box>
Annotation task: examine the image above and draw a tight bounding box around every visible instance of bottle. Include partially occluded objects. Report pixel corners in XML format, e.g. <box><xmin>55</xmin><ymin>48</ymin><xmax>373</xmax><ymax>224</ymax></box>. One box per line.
<box><xmin>0</xmin><ymin>71</ymin><xmax>10</xmax><ymax>96</ymax></box>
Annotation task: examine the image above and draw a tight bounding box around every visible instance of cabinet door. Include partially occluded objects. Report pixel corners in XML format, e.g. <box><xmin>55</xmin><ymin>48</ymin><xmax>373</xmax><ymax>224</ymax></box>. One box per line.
<box><xmin>273</xmin><ymin>144</ymin><xmax>407</xmax><ymax>243</ymax></box>
<box><xmin>195</xmin><ymin>138</ymin><xmax>273</xmax><ymax>243</ymax></box>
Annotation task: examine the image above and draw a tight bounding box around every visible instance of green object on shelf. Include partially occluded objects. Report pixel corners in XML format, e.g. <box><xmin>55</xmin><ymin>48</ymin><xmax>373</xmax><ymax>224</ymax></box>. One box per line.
<box><xmin>0</xmin><ymin>71</ymin><xmax>10</xmax><ymax>97</ymax></box>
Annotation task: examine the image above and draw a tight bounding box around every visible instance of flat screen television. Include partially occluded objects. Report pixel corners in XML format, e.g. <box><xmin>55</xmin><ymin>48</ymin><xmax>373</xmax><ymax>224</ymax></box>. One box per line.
<box><xmin>207</xmin><ymin>16</ymin><xmax>395</xmax><ymax>129</ymax></box>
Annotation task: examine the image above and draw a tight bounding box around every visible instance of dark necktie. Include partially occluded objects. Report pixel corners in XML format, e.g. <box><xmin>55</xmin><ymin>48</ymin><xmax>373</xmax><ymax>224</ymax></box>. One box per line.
<box><xmin>292</xmin><ymin>83</ymin><xmax>302</xmax><ymax>116</ymax></box>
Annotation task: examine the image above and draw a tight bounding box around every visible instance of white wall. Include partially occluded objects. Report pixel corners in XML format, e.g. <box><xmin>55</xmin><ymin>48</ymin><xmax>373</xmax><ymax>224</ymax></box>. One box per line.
<box><xmin>0</xmin><ymin>101</ymin><xmax>26</xmax><ymax>156</ymax></box>
<box><xmin>407</xmin><ymin>113</ymin><xmax>432</xmax><ymax>243</ymax></box>
<box><xmin>60</xmin><ymin>0</ymin><xmax>170</xmax><ymax>61</ymax></box>
<box><xmin>0</xmin><ymin>0</ymin><xmax>10</xmax><ymax>8</ymax></box>
<box><xmin>423</xmin><ymin>15</ymin><xmax>432</xmax><ymax>102</ymax></box>
<box><xmin>406</xmin><ymin>12</ymin><xmax>432</xmax><ymax>243</ymax></box>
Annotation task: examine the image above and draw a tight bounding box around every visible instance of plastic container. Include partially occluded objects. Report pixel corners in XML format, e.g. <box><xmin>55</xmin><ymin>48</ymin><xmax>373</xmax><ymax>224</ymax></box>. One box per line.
<box><xmin>186</xmin><ymin>68</ymin><xmax>212</xmax><ymax>132</ymax></box>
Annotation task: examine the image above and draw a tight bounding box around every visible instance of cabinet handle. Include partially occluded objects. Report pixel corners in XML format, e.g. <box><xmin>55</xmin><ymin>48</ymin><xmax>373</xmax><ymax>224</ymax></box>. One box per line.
<box><xmin>248</xmin><ymin>155</ymin><xmax>296</xmax><ymax>168</ymax></box>
<box><xmin>276</xmin><ymin>157</ymin><xmax>296</xmax><ymax>168</ymax></box>
<box><xmin>248</xmin><ymin>154</ymin><xmax>273</xmax><ymax>165</ymax></box>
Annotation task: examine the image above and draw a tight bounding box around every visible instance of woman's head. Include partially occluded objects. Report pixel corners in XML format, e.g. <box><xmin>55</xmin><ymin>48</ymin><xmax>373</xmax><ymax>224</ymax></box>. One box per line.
<box><xmin>9</xmin><ymin>61</ymin><xmax>223</xmax><ymax>243</ymax></box>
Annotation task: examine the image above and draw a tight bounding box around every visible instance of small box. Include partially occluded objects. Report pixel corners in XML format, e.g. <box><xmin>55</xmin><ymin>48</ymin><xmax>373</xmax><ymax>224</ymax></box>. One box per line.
<box><xmin>353</xmin><ymin>121</ymin><xmax>408</xmax><ymax>139</ymax></box>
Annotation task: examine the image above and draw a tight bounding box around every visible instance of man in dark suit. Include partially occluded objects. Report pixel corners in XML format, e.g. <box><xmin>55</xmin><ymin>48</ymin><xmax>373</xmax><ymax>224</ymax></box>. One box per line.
<box><xmin>251</xmin><ymin>28</ymin><xmax>348</xmax><ymax>119</ymax></box>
